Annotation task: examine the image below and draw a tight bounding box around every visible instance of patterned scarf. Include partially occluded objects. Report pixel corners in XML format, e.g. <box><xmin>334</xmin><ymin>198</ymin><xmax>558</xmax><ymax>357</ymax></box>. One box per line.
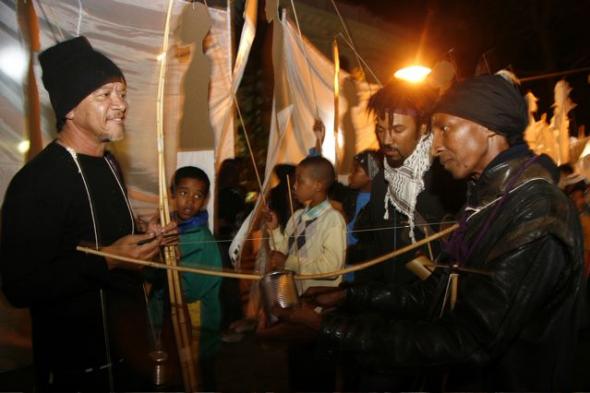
<box><xmin>383</xmin><ymin>133</ymin><xmax>433</xmax><ymax>242</ymax></box>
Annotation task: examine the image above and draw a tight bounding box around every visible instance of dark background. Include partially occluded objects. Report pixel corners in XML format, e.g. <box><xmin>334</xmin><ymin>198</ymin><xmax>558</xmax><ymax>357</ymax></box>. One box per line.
<box><xmin>222</xmin><ymin>0</ymin><xmax>590</xmax><ymax>179</ymax></box>
<box><xmin>342</xmin><ymin>0</ymin><xmax>590</xmax><ymax>131</ymax></box>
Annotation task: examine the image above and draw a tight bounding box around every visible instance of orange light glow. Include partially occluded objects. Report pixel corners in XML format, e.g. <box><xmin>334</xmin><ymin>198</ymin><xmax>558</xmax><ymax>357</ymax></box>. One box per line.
<box><xmin>394</xmin><ymin>65</ymin><xmax>432</xmax><ymax>83</ymax></box>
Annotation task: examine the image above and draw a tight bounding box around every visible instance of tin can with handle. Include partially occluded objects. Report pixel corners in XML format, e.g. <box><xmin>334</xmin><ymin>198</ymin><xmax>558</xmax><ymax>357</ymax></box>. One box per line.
<box><xmin>260</xmin><ymin>270</ymin><xmax>300</xmax><ymax>324</ymax></box>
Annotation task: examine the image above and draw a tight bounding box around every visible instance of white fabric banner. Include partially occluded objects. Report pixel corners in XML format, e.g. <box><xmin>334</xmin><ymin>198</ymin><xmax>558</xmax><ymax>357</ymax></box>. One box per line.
<box><xmin>229</xmin><ymin>9</ymin><xmax>379</xmax><ymax>265</ymax></box>
<box><xmin>0</xmin><ymin>2</ymin><xmax>255</xmax><ymax>215</ymax></box>
<box><xmin>208</xmin><ymin>0</ymin><xmax>258</xmax><ymax>170</ymax></box>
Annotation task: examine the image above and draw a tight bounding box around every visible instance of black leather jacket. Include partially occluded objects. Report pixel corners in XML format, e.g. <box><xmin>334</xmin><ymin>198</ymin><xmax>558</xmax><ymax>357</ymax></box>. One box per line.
<box><xmin>320</xmin><ymin>146</ymin><xmax>586</xmax><ymax>391</ymax></box>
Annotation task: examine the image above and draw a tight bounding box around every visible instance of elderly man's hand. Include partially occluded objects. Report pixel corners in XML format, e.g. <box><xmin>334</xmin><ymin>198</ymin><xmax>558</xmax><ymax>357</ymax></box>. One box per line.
<box><xmin>271</xmin><ymin>303</ymin><xmax>323</xmax><ymax>331</ymax></box>
<box><xmin>302</xmin><ymin>286</ymin><xmax>346</xmax><ymax>309</ymax></box>
<box><xmin>101</xmin><ymin>233</ymin><xmax>162</xmax><ymax>270</ymax></box>
<box><xmin>137</xmin><ymin>213</ymin><xmax>180</xmax><ymax>246</ymax></box>
<box><xmin>147</xmin><ymin>219</ymin><xmax>179</xmax><ymax>246</ymax></box>
<box><xmin>256</xmin><ymin>304</ymin><xmax>322</xmax><ymax>344</ymax></box>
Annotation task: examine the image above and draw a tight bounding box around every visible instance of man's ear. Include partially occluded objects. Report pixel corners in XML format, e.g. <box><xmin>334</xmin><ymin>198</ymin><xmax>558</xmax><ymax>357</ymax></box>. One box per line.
<box><xmin>488</xmin><ymin>130</ymin><xmax>510</xmax><ymax>149</ymax></box>
<box><xmin>65</xmin><ymin>109</ymin><xmax>75</xmax><ymax>120</ymax></box>
<box><xmin>484</xmin><ymin>127</ymin><xmax>497</xmax><ymax>138</ymax></box>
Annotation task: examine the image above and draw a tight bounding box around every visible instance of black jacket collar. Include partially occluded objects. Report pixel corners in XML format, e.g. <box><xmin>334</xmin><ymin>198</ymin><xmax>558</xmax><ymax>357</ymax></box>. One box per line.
<box><xmin>467</xmin><ymin>144</ymin><xmax>557</xmax><ymax>207</ymax></box>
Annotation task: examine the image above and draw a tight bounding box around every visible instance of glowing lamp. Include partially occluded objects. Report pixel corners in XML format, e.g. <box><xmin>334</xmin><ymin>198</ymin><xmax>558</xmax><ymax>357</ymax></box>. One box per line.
<box><xmin>394</xmin><ymin>65</ymin><xmax>432</xmax><ymax>83</ymax></box>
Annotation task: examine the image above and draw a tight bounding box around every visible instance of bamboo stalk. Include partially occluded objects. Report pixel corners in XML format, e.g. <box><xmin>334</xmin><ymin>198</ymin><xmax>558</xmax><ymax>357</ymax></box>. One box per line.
<box><xmin>450</xmin><ymin>273</ymin><xmax>459</xmax><ymax>311</ymax></box>
<box><xmin>405</xmin><ymin>255</ymin><xmax>433</xmax><ymax>281</ymax></box>
<box><xmin>285</xmin><ymin>174</ymin><xmax>300</xmax><ymax>272</ymax></box>
<box><xmin>155</xmin><ymin>0</ymin><xmax>198</xmax><ymax>390</ymax></box>
<box><xmin>332</xmin><ymin>38</ymin><xmax>340</xmax><ymax>169</ymax></box>
<box><xmin>77</xmin><ymin>246</ymin><xmax>262</xmax><ymax>279</ymax></box>
<box><xmin>16</xmin><ymin>0</ymin><xmax>42</xmax><ymax>161</ymax></box>
<box><xmin>296</xmin><ymin>223</ymin><xmax>458</xmax><ymax>280</ymax></box>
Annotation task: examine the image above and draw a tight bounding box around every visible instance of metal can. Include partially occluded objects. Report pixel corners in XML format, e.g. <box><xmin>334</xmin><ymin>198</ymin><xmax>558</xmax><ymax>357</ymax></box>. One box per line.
<box><xmin>149</xmin><ymin>350</ymin><xmax>168</xmax><ymax>386</ymax></box>
<box><xmin>260</xmin><ymin>270</ymin><xmax>300</xmax><ymax>324</ymax></box>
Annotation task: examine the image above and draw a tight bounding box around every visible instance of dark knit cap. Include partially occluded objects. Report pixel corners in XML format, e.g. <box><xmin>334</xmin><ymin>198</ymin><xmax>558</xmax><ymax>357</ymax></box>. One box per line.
<box><xmin>434</xmin><ymin>74</ymin><xmax>528</xmax><ymax>145</ymax></box>
<box><xmin>38</xmin><ymin>36</ymin><xmax>125</xmax><ymax>130</ymax></box>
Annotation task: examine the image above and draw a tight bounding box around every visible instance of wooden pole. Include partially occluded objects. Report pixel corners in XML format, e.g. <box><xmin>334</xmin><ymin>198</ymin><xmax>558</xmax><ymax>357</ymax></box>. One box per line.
<box><xmin>332</xmin><ymin>38</ymin><xmax>340</xmax><ymax>170</ymax></box>
<box><xmin>16</xmin><ymin>0</ymin><xmax>43</xmax><ymax>161</ymax></box>
<box><xmin>156</xmin><ymin>0</ymin><xmax>198</xmax><ymax>390</ymax></box>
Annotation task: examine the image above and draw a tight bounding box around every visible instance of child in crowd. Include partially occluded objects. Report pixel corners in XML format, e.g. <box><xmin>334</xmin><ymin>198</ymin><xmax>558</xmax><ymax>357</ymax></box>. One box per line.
<box><xmin>343</xmin><ymin>149</ymin><xmax>381</xmax><ymax>281</ymax></box>
<box><xmin>264</xmin><ymin>156</ymin><xmax>346</xmax><ymax>392</ymax></box>
<box><xmin>266</xmin><ymin>156</ymin><xmax>346</xmax><ymax>294</ymax></box>
<box><xmin>149</xmin><ymin>166</ymin><xmax>222</xmax><ymax>391</ymax></box>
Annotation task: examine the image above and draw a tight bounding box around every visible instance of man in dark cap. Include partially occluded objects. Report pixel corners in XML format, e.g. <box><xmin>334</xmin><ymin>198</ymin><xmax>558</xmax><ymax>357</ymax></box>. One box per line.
<box><xmin>0</xmin><ymin>36</ymin><xmax>175</xmax><ymax>391</ymax></box>
<box><xmin>272</xmin><ymin>73</ymin><xmax>586</xmax><ymax>391</ymax></box>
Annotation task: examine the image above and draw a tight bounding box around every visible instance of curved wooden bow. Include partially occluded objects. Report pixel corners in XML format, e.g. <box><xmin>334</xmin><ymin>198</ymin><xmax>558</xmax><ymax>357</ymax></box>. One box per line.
<box><xmin>78</xmin><ymin>223</ymin><xmax>459</xmax><ymax>281</ymax></box>
<box><xmin>156</xmin><ymin>1</ymin><xmax>197</xmax><ymax>391</ymax></box>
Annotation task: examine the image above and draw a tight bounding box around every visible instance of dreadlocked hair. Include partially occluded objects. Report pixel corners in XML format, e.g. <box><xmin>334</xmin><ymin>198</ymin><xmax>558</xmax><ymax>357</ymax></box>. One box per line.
<box><xmin>367</xmin><ymin>79</ymin><xmax>438</xmax><ymax>127</ymax></box>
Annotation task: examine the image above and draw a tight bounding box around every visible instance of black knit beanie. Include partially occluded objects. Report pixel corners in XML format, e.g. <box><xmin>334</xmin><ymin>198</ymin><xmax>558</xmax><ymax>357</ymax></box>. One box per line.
<box><xmin>38</xmin><ymin>36</ymin><xmax>125</xmax><ymax>130</ymax></box>
<box><xmin>434</xmin><ymin>74</ymin><xmax>528</xmax><ymax>145</ymax></box>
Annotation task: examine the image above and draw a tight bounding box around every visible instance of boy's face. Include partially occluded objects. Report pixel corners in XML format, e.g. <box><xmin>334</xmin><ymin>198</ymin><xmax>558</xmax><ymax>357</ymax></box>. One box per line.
<box><xmin>294</xmin><ymin>166</ymin><xmax>319</xmax><ymax>204</ymax></box>
<box><xmin>348</xmin><ymin>160</ymin><xmax>371</xmax><ymax>190</ymax></box>
<box><xmin>173</xmin><ymin>178</ymin><xmax>208</xmax><ymax>221</ymax></box>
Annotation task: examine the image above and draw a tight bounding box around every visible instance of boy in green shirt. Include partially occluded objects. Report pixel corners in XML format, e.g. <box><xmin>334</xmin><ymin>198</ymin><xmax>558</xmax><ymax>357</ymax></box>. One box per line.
<box><xmin>150</xmin><ymin>166</ymin><xmax>222</xmax><ymax>391</ymax></box>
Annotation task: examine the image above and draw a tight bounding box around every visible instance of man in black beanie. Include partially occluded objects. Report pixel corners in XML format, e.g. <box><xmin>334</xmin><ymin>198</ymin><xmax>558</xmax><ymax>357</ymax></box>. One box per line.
<box><xmin>0</xmin><ymin>36</ymin><xmax>175</xmax><ymax>391</ymax></box>
<box><xmin>270</xmin><ymin>72</ymin><xmax>586</xmax><ymax>391</ymax></box>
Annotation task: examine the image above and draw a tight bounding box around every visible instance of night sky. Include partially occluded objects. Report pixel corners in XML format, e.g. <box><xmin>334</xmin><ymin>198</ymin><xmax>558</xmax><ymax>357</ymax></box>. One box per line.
<box><xmin>341</xmin><ymin>0</ymin><xmax>590</xmax><ymax>132</ymax></box>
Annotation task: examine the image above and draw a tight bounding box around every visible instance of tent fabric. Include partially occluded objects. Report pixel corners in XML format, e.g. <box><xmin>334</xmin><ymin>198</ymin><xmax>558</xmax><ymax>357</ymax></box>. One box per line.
<box><xmin>209</xmin><ymin>0</ymin><xmax>259</xmax><ymax>171</ymax></box>
<box><xmin>265</xmin><ymin>9</ymin><xmax>378</xmax><ymax>183</ymax></box>
<box><xmin>2</xmin><ymin>1</ymin><xmax>376</xmax><ymax>238</ymax></box>
<box><xmin>229</xmin><ymin>9</ymin><xmax>378</xmax><ymax>266</ymax></box>
<box><xmin>0</xmin><ymin>1</ymin><xmax>249</xmax><ymax>214</ymax></box>
<box><xmin>1</xmin><ymin>0</ymin><xmax>190</xmax><ymax>208</ymax></box>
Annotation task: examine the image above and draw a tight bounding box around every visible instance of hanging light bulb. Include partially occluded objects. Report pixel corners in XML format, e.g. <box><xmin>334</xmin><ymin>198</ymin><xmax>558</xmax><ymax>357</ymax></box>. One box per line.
<box><xmin>394</xmin><ymin>65</ymin><xmax>432</xmax><ymax>84</ymax></box>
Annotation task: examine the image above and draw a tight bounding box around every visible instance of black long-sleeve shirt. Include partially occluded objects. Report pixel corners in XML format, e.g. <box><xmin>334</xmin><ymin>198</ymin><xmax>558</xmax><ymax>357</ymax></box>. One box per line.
<box><xmin>0</xmin><ymin>141</ymin><xmax>149</xmax><ymax>388</ymax></box>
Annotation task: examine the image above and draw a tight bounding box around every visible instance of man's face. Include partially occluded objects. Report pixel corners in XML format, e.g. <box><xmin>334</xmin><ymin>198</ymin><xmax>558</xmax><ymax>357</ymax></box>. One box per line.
<box><xmin>67</xmin><ymin>81</ymin><xmax>127</xmax><ymax>142</ymax></box>
<box><xmin>173</xmin><ymin>177</ymin><xmax>208</xmax><ymax>221</ymax></box>
<box><xmin>431</xmin><ymin>113</ymin><xmax>493</xmax><ymax>179</ymax></box>
<box><xmin>348</xmin><ymin>160</ymin><xmax>370</xmax><ymax>190</ymax></box>
<box><xmin>375</xmin><ymin>112</ymin><xmax>422</xmax><ymax>167</ymax></box>
<box><xmin>293</xmin><ymin>166</ymin><xmax>318</xmax><ymax>204</ymax></box>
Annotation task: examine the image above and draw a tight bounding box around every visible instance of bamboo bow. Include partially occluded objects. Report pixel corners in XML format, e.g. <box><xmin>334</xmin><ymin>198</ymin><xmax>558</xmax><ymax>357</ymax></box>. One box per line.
<box><xmin>156</xmin><ymin>1</ymin><xmax>198</xmax><ymax>391</ymax></box>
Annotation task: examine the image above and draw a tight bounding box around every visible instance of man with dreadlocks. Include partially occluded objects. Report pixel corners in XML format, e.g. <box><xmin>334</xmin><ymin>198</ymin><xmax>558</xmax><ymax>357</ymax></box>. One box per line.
<box><xmin>352</xmin><ymin>79</ymin><xmax>464</xmax><ymax>285</ymax></box>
